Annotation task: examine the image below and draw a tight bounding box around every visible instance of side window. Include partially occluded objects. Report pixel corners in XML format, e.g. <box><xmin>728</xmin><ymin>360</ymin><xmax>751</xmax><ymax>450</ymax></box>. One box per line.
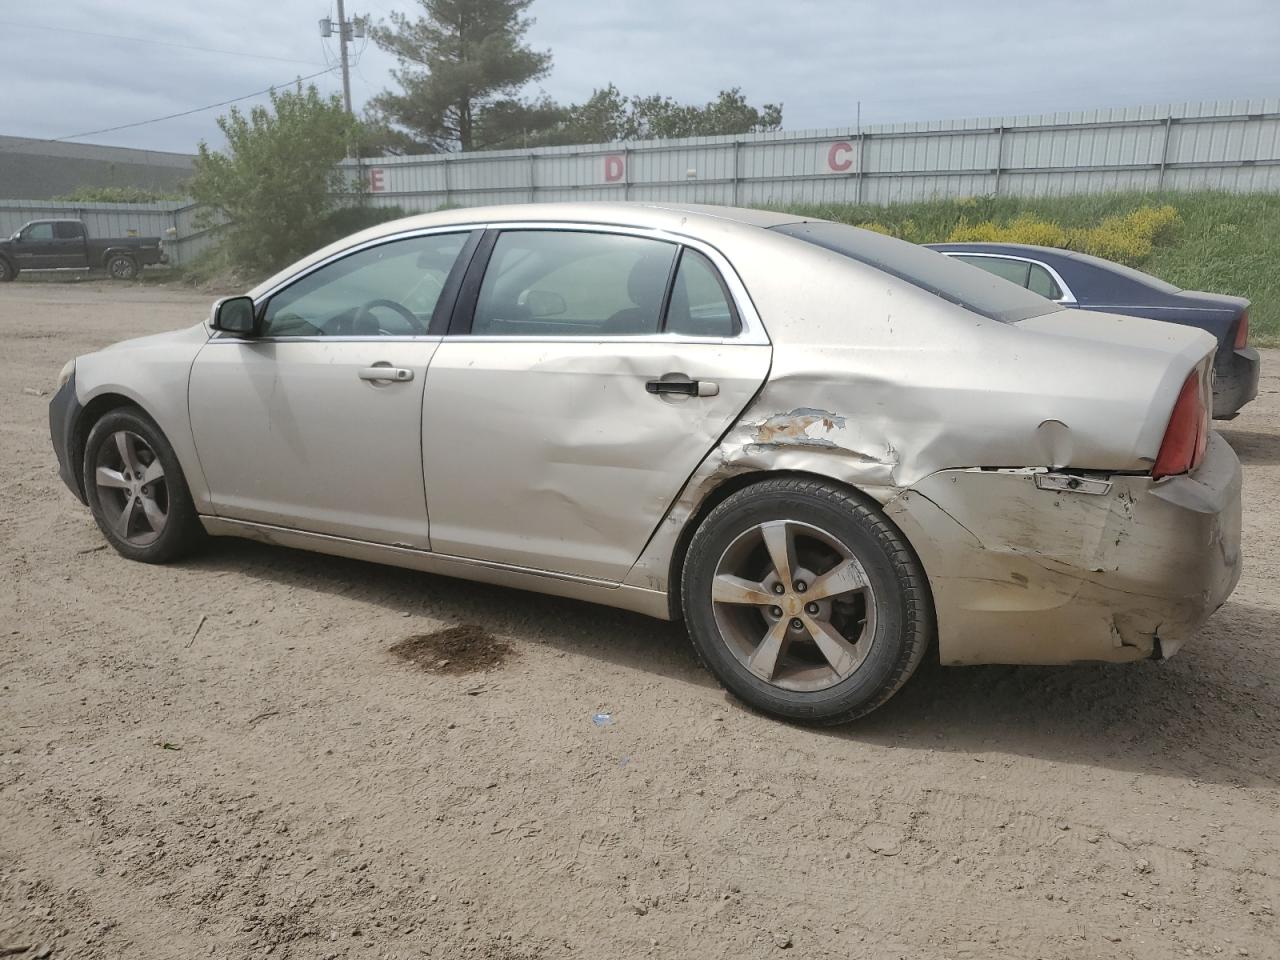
<box><xmin>665</xmin><ymin>249</ymin><xmax>739</xmax><ymax>338</ymax></box>
<box><xmin>262</xmin><ymin>232</ymin><xmax>469</xmax><ymax>338</ymax></box>
<box><xmin>472</xmin><ymin>231</ymin><xmax>676</xmax><ymax>336</ymax></box>
<box><xmin>955</xmin><ymin>255</ymin><xmax>1031</xmax><ymax>288</ymax></box>
<box><xmin>1027</xmin><ymin>263</ymin><xmax>1063</xmax><ymax>299</ymax></box>
<box><xmin>22</xmin><ymin>223</ymin><xmax>54</xmax><ymax>242</ymax></box>
<box><xmin>54</xmin><ymin>222</ymin><xmax>85</xmax><ymax>240</ymax></box>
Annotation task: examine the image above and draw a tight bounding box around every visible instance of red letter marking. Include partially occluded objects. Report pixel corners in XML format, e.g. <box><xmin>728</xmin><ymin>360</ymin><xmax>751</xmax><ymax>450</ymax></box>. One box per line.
<box><xmin>604</xmin><ymin>154</ymin><xmax>625</xmax><ymax>182</ymax></box>
<box><xmin>369</xmin><ymin>168</ymin><xmax>386</xmax><ymax>192</ymax></box>
<box><xmin>827</xmin><ymin>142</ymin><xmax>854</xmax><ymax>173</ymax></box>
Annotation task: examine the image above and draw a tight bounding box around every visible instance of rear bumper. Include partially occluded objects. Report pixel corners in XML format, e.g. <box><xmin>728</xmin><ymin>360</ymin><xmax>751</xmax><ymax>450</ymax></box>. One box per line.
<box><xmin>1212</xmin><ymin>346</ymin><xmax>1260</xmax><ymax>419</ymax></box>
<box><xmin>49</xmin><ymin>373</ymin><xmax>86</xmax><ymax>503</ymax></box>
<box><xmin>885</xmin><ymin>433</ymin><xmax>1242</xmax><ymax>665</ymax></box>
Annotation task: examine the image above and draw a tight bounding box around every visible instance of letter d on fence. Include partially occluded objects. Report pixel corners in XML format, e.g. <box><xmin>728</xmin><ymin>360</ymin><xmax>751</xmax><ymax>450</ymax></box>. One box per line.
<box><xmin>604</xmin><ymin>155</ymin><xmax>625</xmax><ymax>182</ymax></box>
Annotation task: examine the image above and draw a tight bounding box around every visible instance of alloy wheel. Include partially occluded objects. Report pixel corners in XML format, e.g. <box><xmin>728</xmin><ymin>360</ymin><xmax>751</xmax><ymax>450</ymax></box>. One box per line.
<box><xmin>711</xmin><ymin>519</ymin><xmax>877</xmax><ymax>692</ymax></box>
<box><xmin>94</xmin><ymin>430</ymin><xmax>168</xmax><ymax>546</ymax></box>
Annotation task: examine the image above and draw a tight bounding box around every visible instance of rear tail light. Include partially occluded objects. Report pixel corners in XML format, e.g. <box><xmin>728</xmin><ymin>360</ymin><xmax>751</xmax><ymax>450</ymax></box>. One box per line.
<box><xmin>1234</xmin><ymin>310</ymin><xmax>1249</xmax><ymax>349</ymax></box>
<box><xmin>1152</xmin><ymin>370</ymin><xmax>1209</xmax><ymax>479</ymax></box>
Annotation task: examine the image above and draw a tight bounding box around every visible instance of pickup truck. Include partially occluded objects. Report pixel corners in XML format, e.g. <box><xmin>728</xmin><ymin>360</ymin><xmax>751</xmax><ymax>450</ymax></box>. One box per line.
<box><xmin>0</xmin><ymin>219</ymin><xmax>167</xmax><ymax>282</ymax></box>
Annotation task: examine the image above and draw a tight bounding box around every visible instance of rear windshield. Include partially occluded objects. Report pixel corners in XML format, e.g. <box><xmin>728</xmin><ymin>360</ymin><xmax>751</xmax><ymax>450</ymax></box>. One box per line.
<box><xmin>771</xmin><ymin>221</ymin><xmax>1063</xmax><ymax>324</ymax></box>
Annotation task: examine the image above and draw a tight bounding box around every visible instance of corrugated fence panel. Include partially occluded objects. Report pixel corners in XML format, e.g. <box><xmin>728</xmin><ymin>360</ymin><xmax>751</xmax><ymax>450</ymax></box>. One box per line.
<box><xmin>4</xmin><ymin>99</ymin><xmax>1276</xmax><ymax>268</ymax></box>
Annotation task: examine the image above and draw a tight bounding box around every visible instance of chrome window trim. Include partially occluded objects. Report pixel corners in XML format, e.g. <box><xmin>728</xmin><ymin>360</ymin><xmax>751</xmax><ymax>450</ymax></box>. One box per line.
<box><xmin>237</xmin><ymin>219</ymin><xmax>770</xmax><ymax>347</ymax></box>
<box><xmin>940</xmin><ymin>250</ymin><xmax>1078</xmax><ymax>305</ymax></box>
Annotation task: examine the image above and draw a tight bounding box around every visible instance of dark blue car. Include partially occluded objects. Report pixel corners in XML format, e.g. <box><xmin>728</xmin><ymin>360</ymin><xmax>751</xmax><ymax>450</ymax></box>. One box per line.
<box><xmin>927</xmin><ymin>242</ymin><xmax>1260</xmax><ymax>419</ymax></box>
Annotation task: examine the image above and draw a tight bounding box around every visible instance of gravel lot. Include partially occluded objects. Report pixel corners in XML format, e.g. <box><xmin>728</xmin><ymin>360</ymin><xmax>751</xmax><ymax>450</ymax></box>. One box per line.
<box><xmin>2</xmin><ymin>282</ymin><xmax>1278</xmax><ymax>960</ymax></box>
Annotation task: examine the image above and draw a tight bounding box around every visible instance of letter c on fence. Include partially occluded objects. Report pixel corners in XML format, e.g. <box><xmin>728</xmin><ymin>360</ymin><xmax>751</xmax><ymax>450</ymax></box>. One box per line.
<box><xmin>369</xmin><ymin>168</ymin><xmax>386</xmax><ymax>192</ymax></box>
<box><xmin>827</xmin><ymin>142</ymin><xmax>853</xmax><ymax>173</ymax></box>
<box><xmin>604</xmin><ymin>155</ymin><xmax>625</xmax><ymax>182</ymax></box>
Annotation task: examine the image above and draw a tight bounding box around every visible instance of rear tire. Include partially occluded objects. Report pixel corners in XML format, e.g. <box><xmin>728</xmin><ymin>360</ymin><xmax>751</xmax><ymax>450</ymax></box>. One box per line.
<box><xmin>82</xmin><ymin>407</ymin><xmax>204</xmax><ymax>563</ymax></box>
<box><xmin>106</xmin><ymin>255</ymin><xmax>139</xmax><ymax>280</ymax></box>
<box><xmin>681</xmin><ymin>477</ymin><xmax>933</xmax><ymax>724</ymax></box>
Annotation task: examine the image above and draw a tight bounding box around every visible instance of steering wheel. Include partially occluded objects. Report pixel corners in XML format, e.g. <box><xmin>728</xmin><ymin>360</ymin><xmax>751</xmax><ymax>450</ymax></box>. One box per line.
<box><xmin>353</xmin><ymin>298</ymin><xmax>425</xmax><ymax>335</ymax></box>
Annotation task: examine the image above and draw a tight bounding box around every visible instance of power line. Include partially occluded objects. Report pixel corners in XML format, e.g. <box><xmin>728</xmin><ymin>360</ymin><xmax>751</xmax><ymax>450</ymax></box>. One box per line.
<box><xmin>0</xmin><ymin>19</ymin><xmax>324</xmax><ymax>66</ymax></box>
<box><xmin>1</xmin><ymin>67</ymin><xmax>340</xmax><ymax>151</ymax></box>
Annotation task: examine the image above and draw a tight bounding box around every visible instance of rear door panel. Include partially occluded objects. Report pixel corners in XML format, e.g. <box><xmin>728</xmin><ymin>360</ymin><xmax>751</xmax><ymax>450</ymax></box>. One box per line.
<box><xmin>421</xmin><ymin>339</ymin><xmax>770</xmax><ymax>580</ymax></box>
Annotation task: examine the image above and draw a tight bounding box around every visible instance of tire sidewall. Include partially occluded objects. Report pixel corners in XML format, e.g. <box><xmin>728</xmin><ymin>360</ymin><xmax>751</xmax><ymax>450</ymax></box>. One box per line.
<box><xmin>82</xmin><ymin>407</ymin><xmax>197</xmax><ymax>563</ymax></box>
<box><xmin>683</xmin><ymin>485</ymin><xmax>914</xmax><ymax>722</ymax></box>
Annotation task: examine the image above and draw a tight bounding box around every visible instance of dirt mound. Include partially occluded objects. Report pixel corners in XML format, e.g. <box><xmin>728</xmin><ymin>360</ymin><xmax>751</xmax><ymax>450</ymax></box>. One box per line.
<box><xmin>389</xmin><ymin>623</ymin><xmax>514</xmax><ymax>675</ymax></box>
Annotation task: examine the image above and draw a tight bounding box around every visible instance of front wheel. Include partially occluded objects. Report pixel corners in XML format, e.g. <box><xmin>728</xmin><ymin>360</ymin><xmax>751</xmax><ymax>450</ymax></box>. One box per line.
<box><xmin>82</xmin><ymin>407</ymin><xmax>204</xmax><ymax>563</ymax></box>
<box><xmin>681</xmin><ymin>477</ymin><xmax>933</xmax><ymax>724</ymax></box>
<box><xmin>0</xmin><ymin>258</ymin><xmax>15</xmax><ymax>282</ymax></box>
<box><xmin>106</xmin><ymin>255</ymin><xmax>139</xmax><ymax>280</ymax></box>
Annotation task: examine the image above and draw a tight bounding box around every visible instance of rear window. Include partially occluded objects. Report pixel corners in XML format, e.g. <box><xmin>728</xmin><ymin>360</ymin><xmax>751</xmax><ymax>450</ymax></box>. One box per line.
<box><xmin>771</xmin><ymin>221</ymin><xmax>1063</xmax><ymax>324</ymax></box>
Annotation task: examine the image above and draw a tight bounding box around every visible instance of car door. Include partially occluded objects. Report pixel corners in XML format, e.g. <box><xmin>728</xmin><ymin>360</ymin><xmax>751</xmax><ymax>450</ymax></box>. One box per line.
<box><xmin>420</xmin><ymin>226</ymin><xmax>772</xmax><ymax>582</ymax></box>
<box><xmin>188</xmin><ymin>229</ymin><xmax>475</xmax><ymax>548</ymax></box>
<box><xmin>51</xmin><ymin>221</ymin><xmax>88</xmax><ymax>268</ymax></box>
<box><xmin>12</xmin><ymin>222</ymin><xmax>57</xmax><ymax>269</ymax></box>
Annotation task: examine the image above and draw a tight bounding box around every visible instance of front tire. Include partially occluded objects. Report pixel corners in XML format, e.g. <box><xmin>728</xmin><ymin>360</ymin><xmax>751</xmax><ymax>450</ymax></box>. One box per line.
<box><xmin>82</xmin><ymin>407</ymin><xmax>204</xmax><ymax>563</ymax></box>
<box><xmin>681</xmin><ymin>477</ymin><xmax>933</xmax><ymax>724</ymax></box>
<box><xmin>0</xmin><ymin>257</ymin><xmax>15</xmax><ymax>282</ymax></box>
<box><xmin>106</xmin><ymin>255</ymin><xmax>139</xmax><ymax>280</ymax></box>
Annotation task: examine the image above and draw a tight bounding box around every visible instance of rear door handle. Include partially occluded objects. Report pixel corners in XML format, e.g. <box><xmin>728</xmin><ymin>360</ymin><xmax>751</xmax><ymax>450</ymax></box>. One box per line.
<box><xmin>358</xmin><ymin>365</ymin><xmax>414</xmax><ymax>383</ymax></box>
<box><xmin>646</xmin><ymin>374</ymin><xmax>719</xmax><ymax>398</ymax></box>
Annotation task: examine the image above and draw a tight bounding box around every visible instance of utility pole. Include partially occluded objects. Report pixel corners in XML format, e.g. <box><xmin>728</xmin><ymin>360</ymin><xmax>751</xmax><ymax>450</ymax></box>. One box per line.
<box><xmin>319</xmin><ymin>1</ymin><xmax>365</xmax><ymax>116</ymax></box>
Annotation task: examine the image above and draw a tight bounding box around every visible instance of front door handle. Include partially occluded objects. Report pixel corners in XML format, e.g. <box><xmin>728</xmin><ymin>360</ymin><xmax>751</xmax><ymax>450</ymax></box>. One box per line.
<box><xmin>646</xmin><ymin>374</ymin><xmax>719</xmax><ymax>398</ymax></box>
<box><xmin>358</xmin><ymin>365</ymin><xmax>414</xmax><ymax>383</ymax></box>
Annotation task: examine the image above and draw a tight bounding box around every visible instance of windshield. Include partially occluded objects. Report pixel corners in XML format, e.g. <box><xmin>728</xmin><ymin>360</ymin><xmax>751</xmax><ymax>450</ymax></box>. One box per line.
<box><xmin>771</xmin><ymin>221</ymin><xmax>1064</xmax><ymax>324</ymax></box>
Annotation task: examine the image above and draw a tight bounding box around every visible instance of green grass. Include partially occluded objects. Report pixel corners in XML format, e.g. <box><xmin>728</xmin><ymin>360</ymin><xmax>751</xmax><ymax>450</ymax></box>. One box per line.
<box><xmin>775</xmin><ymin>192</ymin><xmax>1280</xmax><ymax>345</ymax></box>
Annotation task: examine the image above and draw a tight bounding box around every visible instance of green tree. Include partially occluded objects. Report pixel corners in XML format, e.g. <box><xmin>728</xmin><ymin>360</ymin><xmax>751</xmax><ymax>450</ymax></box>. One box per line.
<box><xmin>529</xmin><ymin>85</ymin><xmax>783</xmax><ymax>146</ymax></box>
<box><xmin>370</xmin><ymin>0</ymin><xmax>553</xmax><ymax>152</ymax></box>
<box><xmin>190</xmin><ymin>83</ymin><xmax>361</xmax><ymax>270</ymax></box>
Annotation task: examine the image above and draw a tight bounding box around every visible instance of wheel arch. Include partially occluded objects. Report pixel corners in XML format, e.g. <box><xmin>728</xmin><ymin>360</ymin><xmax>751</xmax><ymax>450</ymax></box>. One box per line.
<box><xmin>662</xmin><ymin>468</ymin><xmax>932</xmax><ymax>624</ymax></box>
<box><xmin>69</xmin><ymin>393</ymin><xmax>159</xmax><ymax>499</ymax></box>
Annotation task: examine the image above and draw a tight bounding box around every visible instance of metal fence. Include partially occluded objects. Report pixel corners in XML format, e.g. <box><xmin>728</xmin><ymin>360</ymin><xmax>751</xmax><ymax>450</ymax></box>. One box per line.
<box><xmin>0</xmin><ymin>199</ymin><xmax>213</xmax><ymax>266</ymax></box>
<box><xmin>2</xmin><ymin>98</ymin><xmax>1277</xmax><ymax>271</ymax></box>
<box><xmin>347</xmin><ymin>97</ymin><xmax>1280</xmax><ymax>211</ymax></box>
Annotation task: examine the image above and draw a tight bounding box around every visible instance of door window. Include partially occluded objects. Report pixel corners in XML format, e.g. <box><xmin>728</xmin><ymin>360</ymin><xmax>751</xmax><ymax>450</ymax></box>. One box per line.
<box><xmin>21</xmin><ymin>223</ymin><xmax>54</xmax><ymax>242</ymax></box>
<box><xmin>1027</xmin><ymin>262</ymin><xmax>1063</xmax><ymax>299</ymax></box>
<box><xmin>664</xmin><ymin>249</ymin><xmax>739</xmax><ymax>338</ymax></box>
<box><xmin>472</xmin><ymin>230</ymin><xmax>677</xmax><ymax>336</ymax></box>
<box><xmin>954</xmin><ymin>254</ymin><xmax>1031</xmax><ymax>287</ymax></box>
<box><xmin>54</xmin><ymin>222</ymin><xmax>85</xmax><ymax>240</ymax></box>
<box><xmin>261</xmin><ymin>232</ymin><xmax>469</xmax><ymax>338</ymax></box>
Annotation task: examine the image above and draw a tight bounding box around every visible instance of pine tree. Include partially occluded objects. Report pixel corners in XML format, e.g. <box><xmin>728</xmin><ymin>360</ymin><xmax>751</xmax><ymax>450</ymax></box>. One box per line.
<box><xmin>370</xmin><ymin>0</ymin><xmax>553</xmax><ymax>152</ymax></box>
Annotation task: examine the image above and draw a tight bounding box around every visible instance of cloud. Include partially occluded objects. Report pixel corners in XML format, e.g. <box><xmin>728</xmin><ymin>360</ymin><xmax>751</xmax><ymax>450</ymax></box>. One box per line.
<box><xmin>2</xmin><ymin>0</ymin><xmax>1276</xmax><ymax>153</ymax></box>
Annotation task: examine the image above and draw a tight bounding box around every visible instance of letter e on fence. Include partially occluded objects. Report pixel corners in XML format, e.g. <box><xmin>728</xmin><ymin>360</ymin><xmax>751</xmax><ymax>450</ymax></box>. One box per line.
<box><xmin>827</xmin><ymin>142</ymin><xmax>853</xmax><ymax>173</ymax></box>
<box><xmin>369</xmin><ymin>168</ymin><xmax>386</xmax><ymax>192</ymax></box>
<box><xmin>604</xmin><ymin>155</ymin><xmax>625</xmax><ymax>183</ymax></box>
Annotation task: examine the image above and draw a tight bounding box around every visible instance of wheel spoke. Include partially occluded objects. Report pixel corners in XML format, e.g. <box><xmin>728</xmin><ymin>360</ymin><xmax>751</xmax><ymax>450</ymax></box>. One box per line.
<box><xmin>114</xmin><ymin>496</ymin><xmax>137</xmax><ymax>538</ymax></box>
<box><xmin>806</xmin><ymin>559</ymin><xmax>866</xmax><ymax>601</ymax></box>
<box><xmin>760</xmin><ymin>521</ymin><xmax>797</xmax><ymax>592</ymax></box>
<box><xmin>95</xmin><ymin>466</ymin><xmax>130</xmax><ymax>490</ymax></box>
<box><xmin>801</xmin><ymin>613</ymin><xmax>866</xmax><ymax>677</ymax></box>
<box><xmin>713</xmin><ymin>574</ymin><xmax>776</xmax><ymax>606</ymax></box>
<box><xmin>141</xmin><ymin>459</ymin><xmax>165</xmax><ymax>484</ymax></box>
<box><xmin>138</xmin><ymin>493</ymin><xmax>166</xmax><ymax>532</ymax></box>
<box><xmin>746</xmin><ymin>616</ymin><xmax>790</xmax><ymax>681</ymax></box>
<box><xmin>114</xmin><ymin>432</ymin><xmax>141</xmax><ymax>474</ymax></box>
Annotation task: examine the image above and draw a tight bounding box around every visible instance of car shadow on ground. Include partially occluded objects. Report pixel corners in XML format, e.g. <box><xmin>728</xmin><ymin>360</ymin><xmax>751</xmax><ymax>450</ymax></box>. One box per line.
<box><xmin>188</xmin><ymin>538</ymin><xmax>1279</xmax><ymax>788</ymax></box>
<box><xmin>1221</xmin><ymin>428</ymin><xmax>1280</xmax><ymax>466</ymax></box>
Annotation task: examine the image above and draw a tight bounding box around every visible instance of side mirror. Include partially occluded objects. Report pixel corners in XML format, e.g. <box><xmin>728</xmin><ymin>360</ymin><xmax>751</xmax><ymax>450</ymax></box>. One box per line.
<box><xmin>211</xmin><ymin>296</ymin><xmax>258</xmax><ymax>335</ymax></box>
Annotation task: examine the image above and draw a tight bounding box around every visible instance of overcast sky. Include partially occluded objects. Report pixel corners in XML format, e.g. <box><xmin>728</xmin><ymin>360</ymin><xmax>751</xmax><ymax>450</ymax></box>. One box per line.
<box><xmin>2</xmin><ymin>0</ymin><xmax>1277</xmax><ymax>154</ymax></box>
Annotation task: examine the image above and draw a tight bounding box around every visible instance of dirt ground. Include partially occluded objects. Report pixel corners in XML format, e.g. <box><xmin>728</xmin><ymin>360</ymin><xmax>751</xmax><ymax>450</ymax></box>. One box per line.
<box><xmin>1</xmin><ymin>281</ymin><xmax>1278</xmax><ymax>960</ymax></box>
